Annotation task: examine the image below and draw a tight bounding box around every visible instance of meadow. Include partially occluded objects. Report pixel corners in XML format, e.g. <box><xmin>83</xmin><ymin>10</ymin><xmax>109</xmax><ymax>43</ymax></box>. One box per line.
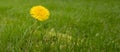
<box><xmin>0</xmin><ymin>0</ymin><xmax>120</xmax><ymax>52</ymax></box>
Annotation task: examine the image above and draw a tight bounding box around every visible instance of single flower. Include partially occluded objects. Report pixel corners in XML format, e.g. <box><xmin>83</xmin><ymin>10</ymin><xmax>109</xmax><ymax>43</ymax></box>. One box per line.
<box><xmin>30</xmin><ymin>5</ymin><xmax>50</xmax><ymax>21</ymax></box>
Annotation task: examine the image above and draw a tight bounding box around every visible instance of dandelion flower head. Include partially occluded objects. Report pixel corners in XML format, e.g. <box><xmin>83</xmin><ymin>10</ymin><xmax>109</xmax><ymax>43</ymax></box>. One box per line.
<box><xmin>30</xmin><ymin>5</ymin><xmax>50</xmax><ymax>21</ymax></box>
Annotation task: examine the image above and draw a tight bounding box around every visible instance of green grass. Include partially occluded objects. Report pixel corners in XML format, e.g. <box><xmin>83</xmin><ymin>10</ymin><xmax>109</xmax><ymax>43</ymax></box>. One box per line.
<box><xmin>0</xmin><ymin>0</ymin><xmax>120</xmax><ymax>52</ymax></box>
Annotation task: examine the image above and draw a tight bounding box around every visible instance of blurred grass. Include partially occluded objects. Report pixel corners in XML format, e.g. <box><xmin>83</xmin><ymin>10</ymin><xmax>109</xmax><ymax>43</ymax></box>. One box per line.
<box><xmin>0</xmin><ymin>0</ymin><xmax>120</xmax><ymax>52</ymax></box>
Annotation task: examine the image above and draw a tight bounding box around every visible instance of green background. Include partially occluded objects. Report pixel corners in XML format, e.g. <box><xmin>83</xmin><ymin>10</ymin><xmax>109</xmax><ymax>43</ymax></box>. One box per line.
<box><xmin>0</xmin><ymin>0</ymin><xmax>120</xmax><ymax>52</ymax></box>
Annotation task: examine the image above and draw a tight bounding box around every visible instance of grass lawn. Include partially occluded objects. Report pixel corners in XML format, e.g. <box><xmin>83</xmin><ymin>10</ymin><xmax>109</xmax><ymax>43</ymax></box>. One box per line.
<box><xmin>0</xmin><ymin>0</ymin><xmax>120</xmax><ymax>52</ymax></box>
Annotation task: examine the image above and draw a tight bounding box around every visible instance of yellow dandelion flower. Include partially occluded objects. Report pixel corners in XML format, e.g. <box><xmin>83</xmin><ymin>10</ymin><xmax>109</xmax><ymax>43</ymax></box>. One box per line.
<box><xmin>30</xmin><ymin>5</ymin><xmax>50</xmax><ymax>21</ymax></box>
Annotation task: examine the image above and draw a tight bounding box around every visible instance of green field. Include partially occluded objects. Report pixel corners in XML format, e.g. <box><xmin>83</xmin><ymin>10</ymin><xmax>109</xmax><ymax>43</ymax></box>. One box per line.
<box><xmin>0</xmin><ymin>0</ymin><xmax>120</xmax><ymax>52</ymax></box>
